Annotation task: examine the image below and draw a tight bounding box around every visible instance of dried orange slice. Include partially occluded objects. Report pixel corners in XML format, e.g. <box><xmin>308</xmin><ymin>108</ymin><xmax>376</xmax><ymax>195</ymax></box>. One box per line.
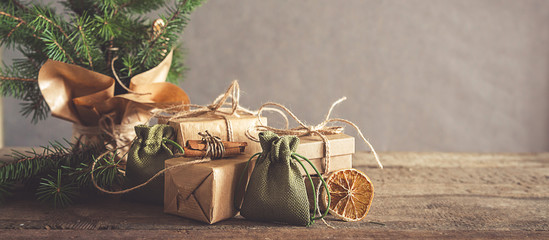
<box><xmin>323</xmin><ymin>168</ymin><xmax>374</xmax><ymax>222</ymax></box>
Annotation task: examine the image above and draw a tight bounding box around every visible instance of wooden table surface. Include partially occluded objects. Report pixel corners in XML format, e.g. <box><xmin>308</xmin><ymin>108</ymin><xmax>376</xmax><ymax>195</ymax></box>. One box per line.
<box><xmin>1</xmin><ymin>149</ymin><xmax>548</xmax><ymax>239</ymax></box>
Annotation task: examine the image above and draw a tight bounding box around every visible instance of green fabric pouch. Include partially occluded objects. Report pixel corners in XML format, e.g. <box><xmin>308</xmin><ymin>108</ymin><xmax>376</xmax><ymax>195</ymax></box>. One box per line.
<box><xmin>238</xmin><ymin>131</ymin><xmax>330</xmax><ymax>226</ymax></box>
<box><xmin>124</xmin><ymin>124</ymin><xmax>182</xmax><ymax>205</ymax></box>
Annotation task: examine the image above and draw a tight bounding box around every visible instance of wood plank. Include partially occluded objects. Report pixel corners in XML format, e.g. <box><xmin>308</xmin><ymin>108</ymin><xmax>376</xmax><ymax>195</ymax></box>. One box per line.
<box><xmin>0</xmin><ymin>229</ymin><xmax>547</xmax><ymax>240</ymax></box>
<box><xmin>354</xmin><ymin>152</ymin><xmax>549</xmax><ymax>168</ymax></box>
<box><xmin>1</xmin><ymin>151</ymin><xmax>548</xmax><ymax>238</ymax></box>
<box><xmin>358</xmin><ymin>152</ymin><xmax>549</xmax><ymax>232</ymax></box>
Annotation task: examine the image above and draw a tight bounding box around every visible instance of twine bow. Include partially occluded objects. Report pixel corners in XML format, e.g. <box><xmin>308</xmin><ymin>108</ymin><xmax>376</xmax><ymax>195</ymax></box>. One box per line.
<box><xmin>151</xmin><ymin>80</ymin><xmax>256</xmax><ymax>142</ymax></box>
<box><xmin>249</xmin><ymin>97</ymin><xmax>383</xmax><ymax>172</ymax></box>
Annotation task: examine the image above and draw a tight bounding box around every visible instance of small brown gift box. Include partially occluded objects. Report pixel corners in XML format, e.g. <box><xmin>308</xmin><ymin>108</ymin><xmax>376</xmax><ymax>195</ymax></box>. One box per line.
<box><xmin>167</xmin><ymin>113</ymin><xmax>266</xmax><ymax>155</ymax></box>
<box><xmin>295</xmin><ymin>134</ymin><xmax>355</xmax><ymax>175</ymax></box>
<box><xmin>164</xmin><ymin>155</ymin><xmax>252</xmax><ymax>224</ymax></box>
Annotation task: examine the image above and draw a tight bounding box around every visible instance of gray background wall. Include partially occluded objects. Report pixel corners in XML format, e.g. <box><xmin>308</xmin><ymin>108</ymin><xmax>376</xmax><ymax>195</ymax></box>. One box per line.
<box><xmin>3</xmin><ymin>0</ymin><xmax>549</xmax><ymax>152</ymax></box>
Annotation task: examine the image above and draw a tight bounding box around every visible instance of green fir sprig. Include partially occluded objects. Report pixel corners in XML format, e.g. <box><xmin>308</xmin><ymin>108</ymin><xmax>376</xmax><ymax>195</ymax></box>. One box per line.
<box><xmin>0</xmin><ymin>0</ymin><xmax>205</xmax><ymax>123</ymax></box>
<box><xmin>36</xmin><ymin>169</ymin><xmax>79</xmax><ymax>208</ymax></box>
<box><xmin>0</xmin><ymin>139</ymin><xmax>124</xmax><ymax>207</ymax></box>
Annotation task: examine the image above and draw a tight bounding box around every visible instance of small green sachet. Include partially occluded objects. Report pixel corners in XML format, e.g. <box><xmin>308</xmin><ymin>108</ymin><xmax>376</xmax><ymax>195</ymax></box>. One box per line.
<box><xmin>238</xmin><ymin>131</ymin><xmax>330</xmax><ymax>226</ymax></box>
<box><xmin>124</xmin><ymin>124</ymin><xmax>182</xmax><ymax>204</ymax></box>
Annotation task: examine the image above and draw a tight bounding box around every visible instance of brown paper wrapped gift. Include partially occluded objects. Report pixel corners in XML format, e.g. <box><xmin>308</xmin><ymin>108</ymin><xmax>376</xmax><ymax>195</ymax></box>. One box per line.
<box><xmin>150</xmin><ymin>80</ymin><xmax>267</xmax><ymax>154</ymax></box>
<box><xmin>251</xmin><ymin>98</ymin><xmax>383</xmax><ymax>172</ymax></box>
<box><xmin>164</xmin><ymin>155</ymin><xmax>253</xmax><ymax>224</ymax></box>
<box><xmin>168</xmin><ymin>113</ymin><xmax>266</xmax><ymax>155</ymax></box>
<box><xmin>152</xmin><ymin>81</ymin><xmax>266</xmax><ymax>156</ymax></box>
<box><xmin>295</xmin><ymin>133</ymin><xmax>354</xmax><ymax>176</ymax></box>
<box><xmin>38</xmin><ymin>51</ymin><xmax>190</xmax><ymax>160</ymax></box>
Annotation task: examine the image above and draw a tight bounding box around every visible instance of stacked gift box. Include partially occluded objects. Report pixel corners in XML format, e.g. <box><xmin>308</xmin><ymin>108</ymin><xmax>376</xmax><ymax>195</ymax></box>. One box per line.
<box><xmin>116</xmin><ymin>81</ymin><xmax>374</xmax><ymax>225</ymax></box>
<box><xmin>161</xmin><ymin>110</ymin><xmax>356</xmax><ymax>224</ymax></box>
<box><xmin>163</xmin><ymin>137</ymin><xmax>355</xmax><ymax>223</ymax></box>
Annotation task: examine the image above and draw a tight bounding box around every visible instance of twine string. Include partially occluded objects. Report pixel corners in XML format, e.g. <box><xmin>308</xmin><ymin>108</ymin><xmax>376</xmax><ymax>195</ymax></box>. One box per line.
<box><xmin>90</xmin><ymin>80</ymin><xmax>255</xmax><ymax>194</ymax></box>
<box><xmin>248</xmin><ymin>97</ymin><xmax>383</xmax><ymax>170</ymax></box>
<box><xmin>91</xmin><ymin>151</ymin><xmax>210</xmax><ymax>195</ymax></box>
<box><xmin>247</xmin><ymin>97</ymin><xmax>383</xmax><ymax>227</ymax></box>
<box><xmin>95</xmin><ymin>113</ymin><xmax>142</xmax><ymax>153</ymax></box>
<box><xmin>149</xmin><ymin>80</ymin><xmax>258</xmax><ymax>142</ymax></box>
<box><xmin>198</xmin><ymin>130</ymin><xmax>225</xmax><ymax>159</ymax></box>
<box><xmin>72</xmin><ymin>113</ymin><xmax>138</xmax><ymax>160</ymax></box>
<box><xmin>161</xmin><ymin>80</ymin><xmax>250</xmax><ymax>119</ymax></box>
<box><xmin>91</xmin><ymin>137</ymin><xmax>208</xmax><ymax>195</ymax></box>
<box><xmin>150</xmin><ymin>80</ymin><xmax>292</xmax><ymax>142</ymax></box>
<box><xmin>98</xmin><ymin>112</ymin><xmax>118</xmax><ymax>142</ymax></box>
<box><xmin>110</xmin><ymin>55</ymin><xmax>151</xmax><ymax>96</ymax></box>
<box><xmin>315</xmin><ymin>177</ymin><xmax>335</xmax><ymax>228</ymax></box>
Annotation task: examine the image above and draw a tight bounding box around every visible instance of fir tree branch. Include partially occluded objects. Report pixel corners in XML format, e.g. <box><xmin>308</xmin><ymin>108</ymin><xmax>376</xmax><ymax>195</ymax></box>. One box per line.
<box><xmin>27</xmin><ymin>55</ymin><xmax>41</xmax><ymax>69</ymax></box>
<box><xmin>0</xmin><ymin>76</ymin><xmax>37</xmax><ymax>82</ymax></box>
<box><xmin>0</xmin><ymin>11</ymin><xmax>24</xmax><ymax>23</ymax></box>
<box><xmin>37</xmin><ymin>15</ymin><xmax>72</xmax><ymax>44</ymax></box>
<box><xmin>0</xmin><ymin>11</ymin><xmax>41</xmax><ymax>41</ymax></box>
<box><xmin>41</xmin><ymin>29</ymin><xmax>76</xmax><ymax>64</ymax></box>
<box><xmin>168</xmin><ymin>1</ymin><xmax>188</xmax><ymax>22</ymax></box>
<box><xmin>118</xmin><ymin>0</ymin><xmax>136</xmax><ymax>9</ymax></box>
<box><xmin>24</xmin><ymin>94</ymin><xmax>47</xmax><ymax>123</ymax></box>
<box><xmin>138</xmin><ymin>0</ymin><xmax>188</xmax><ymax>69</ymax></box>
<box><xmin>33</xmin><ymin>12</ymin><xmax>82</xmax><ymax>64</ymax></box>
<box><xmin>2</xmin><ymin>150</ymin><xmax>62</xmax><ymax>168</ymax></box>
<box><xmin>64</xmin><ymin>0</ymin><xmax>102</xmax><ymax>16</ymax></box>
<box><xmin>0</xmin><ymin>139</ymin><xmax>123</xmax><ymax>207</ymax></box>
<box><xmin>1</xmin><ymin>0</ymin><xmax>205</xmax><ymax>122</ymax></box>
<box><xmin>9</xmin><ymin>143</ymin><xmax>69</xmax><ymax>166</ymax></box>
<box><xmin>114</xmin><ymin>0</ymin><xmax>137</xmax><ymax>15</ymax></box>
<box><xmin>51</xmin><ymin>39</ymin><xmax>75</xmax><ymax>64</ymax></box>
<box><xmin>12</xmin><ymin>0</ymin><xmax>28</xmax><ymax>12</ymax></box>
<box><xmin>114</xmin><ymin>0</ymin><xmax>170</xmax><ymax>15</ymax></box>
<box><xmin>77</xmin><ymin>25</ymin><xmax>94</xmax><ymax>68</ymax></box>
<box><xmin>0</xmin><ymin>140</ymin><xmax>102</xmax><ymax>182</ymax></box>
<box><xmin>7</xmin><ymin>21</ymin><xmax>23</xmax><ymax>38</ymax></box>
<box><xmin>36</xmin><ymin>169</ymin><xmax>79</xmax><ymax>208</ymax></box>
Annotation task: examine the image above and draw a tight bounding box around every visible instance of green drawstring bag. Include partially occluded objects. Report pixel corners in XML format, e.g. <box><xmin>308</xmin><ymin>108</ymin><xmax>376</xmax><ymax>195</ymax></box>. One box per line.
<box><xmin>238</xmin><ymin>131</ymin><xmax>330</xmax><ymax>226</ymax></box>
<box><xmin>124</xmin><ymin>124</ymin><xmax>183</xmax><ymax>205</ymax></box>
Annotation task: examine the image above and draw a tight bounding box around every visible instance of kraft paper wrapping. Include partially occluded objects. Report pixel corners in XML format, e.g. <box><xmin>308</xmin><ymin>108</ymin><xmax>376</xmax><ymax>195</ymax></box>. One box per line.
<box><xmin>164</xmin><ymin>155</ymin><xmax>253</xmax><ymax>224</ymax></box>
<box><xmin>37</xmin><ymin>51</ymin><xmax>190</xmax><ymax>155</ymax></box>
<box><xmin>168</xmin><ymin>113</ymin><xmax>266</xmax><ymax>155</ymax></box>
<box><xmin>296</xmin><ymin>134</ymin><xmax>355</xmax><ymax>175</ymax></box>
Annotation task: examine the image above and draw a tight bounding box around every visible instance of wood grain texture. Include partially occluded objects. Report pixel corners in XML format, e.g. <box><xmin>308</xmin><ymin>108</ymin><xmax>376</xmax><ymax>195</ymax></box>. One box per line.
<box><xmin>1</xmin><ymin>150</ymin><xmax>548</xmax><ymax>239</ymax></box>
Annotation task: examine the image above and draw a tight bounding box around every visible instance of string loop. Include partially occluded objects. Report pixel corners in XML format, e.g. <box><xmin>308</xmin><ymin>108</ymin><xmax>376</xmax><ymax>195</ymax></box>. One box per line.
<box><xmin>247</xmin><ymin>97</ymin><xmax>383</xmax><ymax>171</ymax></box>
<box><xmin>150</xmin><ymin>80</ymin><xmax>257</xmax><ymax>142</ymax></box>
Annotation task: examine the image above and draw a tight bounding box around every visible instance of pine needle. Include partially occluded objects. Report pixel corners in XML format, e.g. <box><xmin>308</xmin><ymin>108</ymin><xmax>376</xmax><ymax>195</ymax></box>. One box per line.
<box><xmin>0</xmin><ymin>0</ymin><xmax>206</xmax><ymax>123</ymax></box>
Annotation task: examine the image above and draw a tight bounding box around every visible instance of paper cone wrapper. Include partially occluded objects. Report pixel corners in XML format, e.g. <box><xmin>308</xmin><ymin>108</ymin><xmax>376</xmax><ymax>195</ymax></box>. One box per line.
<box><xmin>38</xmin><ymin>51</ymin><xmax>190</xmax><ymax>160</ymax></box>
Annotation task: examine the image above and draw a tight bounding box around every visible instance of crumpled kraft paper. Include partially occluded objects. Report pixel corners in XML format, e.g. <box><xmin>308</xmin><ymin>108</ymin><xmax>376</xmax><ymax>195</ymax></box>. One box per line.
<box><xmin>38</xmin><ymin>51</ymin><xmax>190</xmax><ymax>126</ymax></box>
<box><xmin>37</xmin><ymin>51</ymin><xmax>190</xmax><ymax>152</ymax></box>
